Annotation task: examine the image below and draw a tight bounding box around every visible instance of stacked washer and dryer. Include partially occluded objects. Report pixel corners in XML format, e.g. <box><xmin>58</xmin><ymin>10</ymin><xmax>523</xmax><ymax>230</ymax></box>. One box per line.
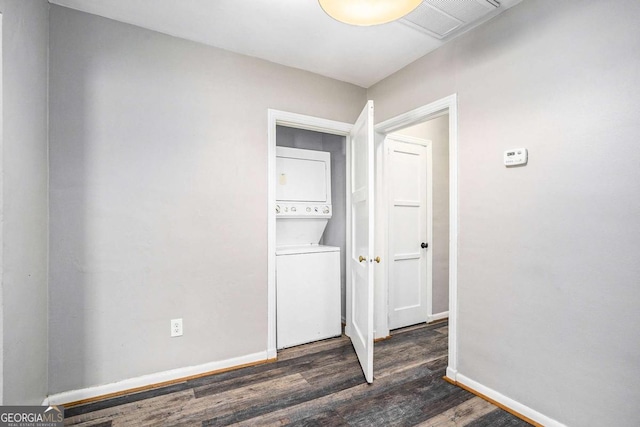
<box><xmin>275</xmin><ymin>146</ymin><xmax>342</xmax><ymax>349</ymax></box>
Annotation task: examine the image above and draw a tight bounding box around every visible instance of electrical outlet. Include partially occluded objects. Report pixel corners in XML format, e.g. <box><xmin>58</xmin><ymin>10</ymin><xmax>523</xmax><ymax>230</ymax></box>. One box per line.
<box><xmin>171</xmin><ymin>318</ymin><xmax>183</xmax><ymax>337</ymax></box>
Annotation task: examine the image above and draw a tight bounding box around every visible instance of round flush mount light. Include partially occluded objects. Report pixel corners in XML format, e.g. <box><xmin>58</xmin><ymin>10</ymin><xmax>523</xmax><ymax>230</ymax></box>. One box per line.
<box><xmin>318</xmin><ymin>0</ymin><xmax>422</xmax><ymax>26</ymax></box>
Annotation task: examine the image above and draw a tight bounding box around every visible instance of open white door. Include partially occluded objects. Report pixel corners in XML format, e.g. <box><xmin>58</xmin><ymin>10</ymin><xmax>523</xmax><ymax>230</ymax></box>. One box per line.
<box><xmin>347</xmin><ymin>101</ymin><xmax>375</xmax><ymax>383</ymax></box>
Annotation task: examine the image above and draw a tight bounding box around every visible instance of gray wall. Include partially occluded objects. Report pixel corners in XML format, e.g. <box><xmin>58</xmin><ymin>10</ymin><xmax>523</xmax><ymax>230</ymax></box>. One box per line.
<box><xmin>368</xmin><ymin>0</ymin><xmax>640</xmax><ymax>425</ymax></box>
<box><xmin>0</xmin><ymin>0</ymin><xmax>49</xmax><ymax>405</ymax></box>
<box><xmin>48</xmin><ymin>5</ymin><xmax>365</xmax><ymax>394</ymax></box>
<box><xmin>394</xmin><ymin>115</ymin><xmax>449</xmax><ymax>315</ymax></box>
<box><xmin>275</xmin><ymin>126</ymin><xmax>347</xmax><ymax>319</ymax></box>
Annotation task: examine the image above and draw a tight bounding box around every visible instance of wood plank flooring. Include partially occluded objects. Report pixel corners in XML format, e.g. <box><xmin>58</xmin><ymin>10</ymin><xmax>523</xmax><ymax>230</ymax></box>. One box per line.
<box><xmin>64</xmin><ymin>321</ymin><xmax>531</xmax><ymax>426</ymax></box>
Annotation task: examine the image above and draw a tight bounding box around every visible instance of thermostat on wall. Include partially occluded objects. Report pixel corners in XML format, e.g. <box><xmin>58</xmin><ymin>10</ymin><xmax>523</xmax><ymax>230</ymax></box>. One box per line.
<box><xmin>504</xmin><ymin>148</ymin><xmax>528</xmax><ymax>166</ymax></box>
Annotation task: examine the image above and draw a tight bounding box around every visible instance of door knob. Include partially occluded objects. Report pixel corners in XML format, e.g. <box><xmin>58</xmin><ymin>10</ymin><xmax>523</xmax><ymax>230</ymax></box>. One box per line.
<box><xmin>374</xmin><ymin>256</ymin><xmax>381</xmax><ymax>263</ymax></box>
<box><xmin>421</xmin><ymin>242</ymin><xmax>429</xmax><ymax>249</ymax></box>
<box><xmin>359</xmin><ymin>255</ymin><xmax>366</xmax><ymax>263</ymax></box>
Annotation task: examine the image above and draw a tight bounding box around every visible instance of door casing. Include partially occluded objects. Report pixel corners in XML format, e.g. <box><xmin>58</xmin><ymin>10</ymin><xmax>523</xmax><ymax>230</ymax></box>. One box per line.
<box><xmin>267</xmin><ymin>109</ymin><xmax>353</xmax><ymax>358</ymax></box>
<box><xmin>374</xmin><ymin>94</ymin><xmax>459</xmax><ymax>381</ymax></box>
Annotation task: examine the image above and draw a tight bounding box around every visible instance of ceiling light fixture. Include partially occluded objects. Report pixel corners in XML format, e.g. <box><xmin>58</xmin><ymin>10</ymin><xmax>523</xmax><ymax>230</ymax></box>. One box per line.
<box><xmin>318</xmin><ymin>0</ymin><xmax>423</xmax><ymax>26</ymax></box>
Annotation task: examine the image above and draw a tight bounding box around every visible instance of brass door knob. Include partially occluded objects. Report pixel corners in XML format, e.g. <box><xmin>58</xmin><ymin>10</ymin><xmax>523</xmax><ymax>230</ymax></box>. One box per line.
<box><xmin>358</xmin><ymin>256</ymin><xmax>366</xmax><ymax>263</ymax></box>
<box><xmin>374</xmin><ymin>256</ymin><xmax>381</xmax><ymax>263</ymax></box>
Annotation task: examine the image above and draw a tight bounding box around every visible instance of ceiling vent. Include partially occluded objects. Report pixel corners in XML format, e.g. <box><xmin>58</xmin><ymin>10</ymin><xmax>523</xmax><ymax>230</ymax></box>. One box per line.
<box><xmin>400</xmin><ymin>0</ymin><xmax>500</xmax><ymax>39</ymax></box>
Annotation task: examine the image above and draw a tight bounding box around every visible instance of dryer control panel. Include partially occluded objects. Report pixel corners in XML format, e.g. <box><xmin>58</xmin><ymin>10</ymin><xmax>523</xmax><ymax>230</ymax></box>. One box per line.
<box><xmin>276</xmin><ymin>203</ymin><xmax>331</xmax><ymax>218</ymax></box>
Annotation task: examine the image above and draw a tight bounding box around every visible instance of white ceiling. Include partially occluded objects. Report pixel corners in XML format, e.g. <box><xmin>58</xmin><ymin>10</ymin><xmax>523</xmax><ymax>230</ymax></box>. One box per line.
<box><xmin>48</xmin><ymin>0</ymin><xmax>521</xmax><ymax>88</ymax></box>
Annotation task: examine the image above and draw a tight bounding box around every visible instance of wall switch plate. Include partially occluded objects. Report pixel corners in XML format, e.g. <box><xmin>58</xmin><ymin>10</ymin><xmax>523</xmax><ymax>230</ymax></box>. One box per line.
<box><xmin>171</xmin><ymin>318</ymin><xmax>183</xmax><ymax>337</ymax></box>
<box><xmin>504</xmin><ymin>148</ymin><xmax>528</xmax><ymax>166</ymax></box>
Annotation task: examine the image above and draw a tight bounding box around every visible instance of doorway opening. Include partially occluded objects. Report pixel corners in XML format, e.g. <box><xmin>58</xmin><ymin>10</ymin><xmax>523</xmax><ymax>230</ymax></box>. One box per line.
<box><xmin>385</xmin><ymin>133</ymin><xmax>435</xmax><ymax>330</ymax></box>
<box><xmin>267</xmin><ymin>103</ymin><xmax>377</xmax><ymax>383</ymax></box>
<box><xmin>386</xmin><ymin>114</ymin><xmax>450</xmax><ymax>330</ymax></box>
<box><xmin>266</xmin><ymin>110</ymin><xmax>354</xmax><ymax>361</ymax></box>
<box><xmin>374</xmin><ymin>94</ymin><xmax>459</xmax><ymax>381</ymax></box>
<box><xmin>274</xmin><ymin>126</ymin><xmax>347</xmax><ymax>350</ymax></box>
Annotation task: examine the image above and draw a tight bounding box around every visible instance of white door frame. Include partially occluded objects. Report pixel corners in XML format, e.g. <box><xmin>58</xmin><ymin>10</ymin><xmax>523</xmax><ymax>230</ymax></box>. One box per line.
<box><xmin>374</xmin><ymin>94</ymin><xmax>459</xmax><ymax>381</ymax></box>
<box><xmin>266</xmin><ymin>109</ymin><xmax>353</xmax><ymax>358</ymax></box>
<box><xmin>385</xmin><ymin>134</ymin><xmax>434</xmax><ymax>329</ymax></box>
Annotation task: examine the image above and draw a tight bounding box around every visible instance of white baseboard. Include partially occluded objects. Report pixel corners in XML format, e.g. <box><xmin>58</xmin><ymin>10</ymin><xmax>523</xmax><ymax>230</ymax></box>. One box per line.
<box><xmin>427</xmin><ymin>311</ymin><xmax>449</xmax><ymax>323</ymax></box>
<box><xmin>446</xmin><ymin>366</ymin><xmax>457</xmax><ymax>381</ymax></box>
<box><xmin>46</xmin><ymin>351</ymin><xmax>269</xmax><ymax>406</ymax></box>
<box><xmin>456</xmin><ymin>373</ymin><xmax>566</xmax><ymax>427</ymax></box>
<box><xmin>267</xmin><ymin>347</ymin><xmax>277</xmax><ymax>359</ymax></box>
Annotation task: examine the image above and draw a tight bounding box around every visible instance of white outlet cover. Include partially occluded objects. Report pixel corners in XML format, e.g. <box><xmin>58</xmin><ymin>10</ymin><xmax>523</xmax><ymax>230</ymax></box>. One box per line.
<box><xmin>171</xmin><ymin>318</ymin><xmax>183</xmax><ymax>337</ymax></box>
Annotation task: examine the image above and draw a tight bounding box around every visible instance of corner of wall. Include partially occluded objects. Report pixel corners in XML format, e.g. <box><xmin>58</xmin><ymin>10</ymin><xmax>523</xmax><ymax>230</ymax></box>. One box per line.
<box><xmin>0</xmin><ymin>0</ymin><xmax>50</xmax><ymax>405</ymax></box>
<box><xmin>0</xmin><ymin>6</ymin><xmax>4</xmax><ymax>406</ymax></box>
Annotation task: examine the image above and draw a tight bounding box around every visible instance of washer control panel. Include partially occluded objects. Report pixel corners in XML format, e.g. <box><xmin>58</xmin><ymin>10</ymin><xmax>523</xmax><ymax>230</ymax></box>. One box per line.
<box><xmin>276</xmin><ymin>203</ymin><xmax>331</xmax><ymax>217</ymax></box>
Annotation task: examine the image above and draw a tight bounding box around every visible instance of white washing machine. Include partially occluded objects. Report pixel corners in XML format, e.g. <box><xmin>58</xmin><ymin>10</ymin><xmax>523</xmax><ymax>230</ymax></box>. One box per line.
<box><xmin>275</xmin><ymin>147</ymin><xmax>342</xmax><ymax>349</ymax></box>
<box><xmin>276</xmin><ymin>245</ymin><xmax>341</xmax><ymax>349</ymax></box>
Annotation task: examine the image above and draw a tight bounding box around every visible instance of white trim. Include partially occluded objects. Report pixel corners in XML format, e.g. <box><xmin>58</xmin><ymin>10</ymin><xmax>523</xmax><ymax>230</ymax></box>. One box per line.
<box><xmin>375</xmin><ymin>95</ymin><xmax>456</xmax><ymax>134</ymax></box>
<box><xmin>426</xmin><ymin>144</ymin><xmax>434</xmax><ymax>322</ymax></box>
<box><xmin>374</xmin><ymin>94</ymin><xmax>459</xmax><ymax>381</ymax></box>
<box><xmin>456</xmin><ymin>373</ymin><xmax>568</xmax><ymax>427</ymax></box>
<box><xmin>344</xmin><ymin>130</ymin><xmax>353</xmax><ymax>338</ymax></box>
<box><xmin>270</xmin><ymin>110</ymin><xmax>353</xmax><ymax>136</ymax></box>
<box><xmin>385</xmin><ymin>133</ymin><xmax>430</xmax><ymax>147</ymax></box>
<box><xmin>46</xmin><ymin>351</ymin><xmax>269</xmax><ymax>406</ymax></box>
<box><xmin>267</xmin><ymin>109</ymin><xmax>353</xmax><ymax>357</ymax></box>
<box><xmin>427</xmin><ymin>311</ymin><xmax>449</xmax><ymax>323</ymax></box>
<box><xmin>373</xmin><ymin>131</ymin><xmax>389</xmax><ymax>340</ymax></box>
<box><xmin>448</xmin><ymin>97</ymin><xmax>459</xmax><ymax>382</ymax></box>
<box><xmin>267</xmin><ymin>110</ymin><xmax>277</xmax><ymax>358</ymax></box>
<box><xmin>446</xmin><ymin>366</ymin><xmax>458</xmax><ymax>381</ymax></box>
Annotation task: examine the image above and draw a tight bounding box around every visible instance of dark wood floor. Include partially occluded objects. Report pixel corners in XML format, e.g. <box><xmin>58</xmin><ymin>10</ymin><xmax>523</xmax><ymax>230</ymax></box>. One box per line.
<box><xmin>64</xmin><ymin>321</ymin><xmax>530</xmax><ymax>426</ymax></box>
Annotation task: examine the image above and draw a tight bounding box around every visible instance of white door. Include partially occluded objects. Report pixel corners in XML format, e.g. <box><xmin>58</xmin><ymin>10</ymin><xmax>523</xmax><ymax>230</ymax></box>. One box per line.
<box><xmin>388</xmin><ymin>137</ymin><xmax>432</xmax><ymax>330</ymax></box>
<box><xmin>347</xmin><ymin>101</ymin><xmax>375</xmax><ymax>383</ymax></box>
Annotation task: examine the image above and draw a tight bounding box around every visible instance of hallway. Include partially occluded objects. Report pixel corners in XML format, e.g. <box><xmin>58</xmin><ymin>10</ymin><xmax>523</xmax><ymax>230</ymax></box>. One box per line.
<box><xmin>64</xmin><ymin>321</ymin><xmax>530</xmax><ymax>426</ymax></box>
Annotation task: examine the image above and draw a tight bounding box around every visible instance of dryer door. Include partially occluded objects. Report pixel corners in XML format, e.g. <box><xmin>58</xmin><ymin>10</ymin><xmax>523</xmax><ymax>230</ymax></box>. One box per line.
<box><xmin>276</xmin><ymin>147</ymin><xmax>331</xmax><ymax>203</ymax></box>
